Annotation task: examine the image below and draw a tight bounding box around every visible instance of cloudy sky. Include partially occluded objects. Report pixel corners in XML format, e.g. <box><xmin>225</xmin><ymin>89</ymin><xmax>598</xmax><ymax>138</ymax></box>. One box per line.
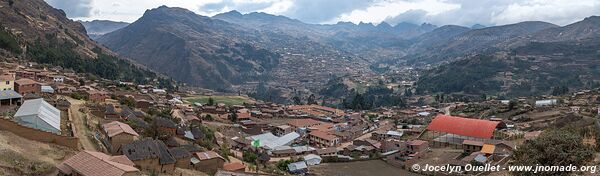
<box><xmin>45</xmin><ymin>0</ymin><xmax>600</xmax><ymax>26</ymax></box>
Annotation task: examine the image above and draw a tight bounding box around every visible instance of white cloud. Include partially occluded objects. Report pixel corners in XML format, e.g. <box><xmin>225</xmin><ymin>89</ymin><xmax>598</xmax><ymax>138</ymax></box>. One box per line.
<box><xmin>491</xmin><ymin>0</ymin><xmax>600</xmax><ymax>25</ymax></box>
<box><xmin>332</xmin><ymin>0</ymin><xmax>459</xmax><ymax>25</ymax></box>
<box><xmin>45</xmin><ymin>0</ymin><xmax>600</xmax><ymax>26</ymax></box>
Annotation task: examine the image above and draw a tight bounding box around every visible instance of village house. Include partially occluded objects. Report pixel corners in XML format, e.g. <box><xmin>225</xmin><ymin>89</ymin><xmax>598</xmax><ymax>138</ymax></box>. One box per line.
<box><xmin>105</xmin><ymin>104</ymin><xmax>120</xmax><ymax>119</ymax></box>
<box><xmin>0</xmin><ymin>90</ymin><xmax>22</xmax><ymax>106</ymax></box>
<box><xmin>15</xmin><ymin>70</ymin><xmax>35</xmax><ymax>80</ymax></box>
<box><xmin>308</xmin><ymin>130</ymin><xmax>340</xmax><ymax>148</ymax></box>
<box><xmin>50</xmin><ymin>75</ymin><xmax>65</xmax><ymax>83</ymax></box>
<box><xmin>168</xmin><ymin>146</ymin><xmax>193</xmax><ymax>169</ymax></box>
<box><xmin>135</xmin><ymin>99</ymin><xmax>152</xmax><ymax>110</ymax></box>
<box><xmin>121</xmin><ymin>139</ymin><xmax>177</xmax><ymax>174</ymax></box>
<box><xmin>223</xmin><ymin>162</ymin><xmax>246</xmax><ymax>172</ymax></box>
<box><xmin>0</xmin><ymin>73</ymin><xmax>14</xmax><ymax>91</ymax></box>
<box><xmin>155</xmin><ymin>117</ymin><xmax>178</xmax><ymax>135</ymax></box>
<box><xmin>57</xmin><ymin>150</ymin><xmax>140</xmax><ymax>176</ymax></box>
<box><xmin>371</xmin><ymin>130</ymin><xmax>403</xmax><ymax>140</ymax></box>
<box><xmin>287</xmin><ymin>118</ymin><xmax>322</xmax><ymax>131</ymax></box>
<box><xmin>316</xmin><ymin>147</ymin><xmax>338</xmax><ymax>157</ymax></box>
<box><xmin>101</xmin><ymin>121</ymin><xmax>140</xmax><ymax>154</ymax></box>
<box><xmin>191</xmin><ymin>151</ymin><xmax>226</xmax><ymax>174</ymax></box>
<box><xmin>407</xmin><ymin>140</ymin><xmax>428</xmax><ymax>155</ymax></box>
<box><xmin>14</xmin><ymin>78</ymin><xmax>41</xmax><ymax>95</ymax></box>
<box><xmin>86</xmin><ymin>90</ymin><xmax>109</xmax><ymax>103</ymax></box>
<box><xmin>462</xmin><ymin>140</ymin><xmax>484</xmax><ymax>153</ymax></box>
<box><xmin>274</xmin><ymin>125</ymin><xmax>293</xmax><ymax>136</ymax></box>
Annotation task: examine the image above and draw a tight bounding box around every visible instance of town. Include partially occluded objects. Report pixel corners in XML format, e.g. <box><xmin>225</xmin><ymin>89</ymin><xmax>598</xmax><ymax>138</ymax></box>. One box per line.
<box><xmin>1</xmin><ymin>56</ymin><xmax>599</xmax><ymax>176</ymax></box>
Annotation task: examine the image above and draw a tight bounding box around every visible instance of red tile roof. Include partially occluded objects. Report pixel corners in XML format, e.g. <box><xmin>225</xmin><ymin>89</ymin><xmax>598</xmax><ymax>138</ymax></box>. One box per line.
<box><xmin>194</xmin><ymin>151</ymin><xmax>225</xmax><ymax>161</ymax></box>
<box><xmin>427</xmin><ymin>115</ymin><xmax>500</xmax><ymax>139</ymax></box>
<box><xmin>223</xmin><ymin>162</ymin><xmax>246</xmax><ymax>171</ymax></box>
<box><xmin>288</xmin><ymin>118</ymin><xmax>322</xmax><ymax>128</ymax></box>
<box><xmin>14</xmin><ymin>78</ymin><xmax>38</xmax><ymax>85</ymax></box>
<box><xmin>407</xmin><ymin>140</ymin><xmax>428</xmax><ymax>146</ymax></box>
<box><xmin>309</xmin><ymin>123</ymin><xmax>334</xmax><ymax>132</ymax></box>
<box><xmin>310</xmin><ymin>130</ymin><xmax>339</xmax><ymax>141</ymax></box>
<box><xmin>237</xmin><ymin>112</ymin><xmax>251</xmax><ymax>119</ymax></box>
<box><xmin>102</xmin><ymin>121</ymin><xmax>139</xmax><ymax>137</ymax></box>
<box><xmin>57</xmin><ymin>151</ymin><xmax>138</xmax><ymax>176</ymax></box>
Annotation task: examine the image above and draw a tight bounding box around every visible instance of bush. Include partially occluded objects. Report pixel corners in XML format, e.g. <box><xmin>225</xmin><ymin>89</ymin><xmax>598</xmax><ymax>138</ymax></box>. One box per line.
<box><xmin>512</xmin><ymin>127</ymin><xmax>594</xmax><ymax>176</ymax></box>
<box><xmin>243</xmin><ymin>151</ymin><xmax>258</xmax><ymax>163</ymax></box>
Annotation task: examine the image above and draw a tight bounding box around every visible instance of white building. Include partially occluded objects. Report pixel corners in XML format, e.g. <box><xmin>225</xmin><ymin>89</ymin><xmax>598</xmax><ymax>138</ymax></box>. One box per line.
<box><xmin>535</xmin><ymin>99</ymin><xmax>558</xmax><ymax>107</ymax></box>
<box><xmin>13</xmin><ymin>98</ymin><xmax>61</xmax><ymax>134</ymax></box>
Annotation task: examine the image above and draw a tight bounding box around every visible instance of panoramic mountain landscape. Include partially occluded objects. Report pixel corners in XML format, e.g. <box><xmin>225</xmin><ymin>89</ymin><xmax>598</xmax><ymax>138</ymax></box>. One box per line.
<box><xmin>1</xmin><ymin>0</ymin><xmax>600</xmax><ymax>175</ymax></box>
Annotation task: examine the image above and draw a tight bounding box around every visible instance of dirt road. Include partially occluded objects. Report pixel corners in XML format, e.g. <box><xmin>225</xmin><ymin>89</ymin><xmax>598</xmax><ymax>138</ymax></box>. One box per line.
<box><xmin>66</xmin><ymin>97</ymin><xmax>97</xmax><ymax>151</ymax></box>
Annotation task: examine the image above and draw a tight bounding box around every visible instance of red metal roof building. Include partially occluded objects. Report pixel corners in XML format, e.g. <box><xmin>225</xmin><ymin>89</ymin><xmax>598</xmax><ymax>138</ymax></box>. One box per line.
<box><xmin>426</xmin><ymin>115</ymin><xmax>502</xmax><ymax>139</ymax></box>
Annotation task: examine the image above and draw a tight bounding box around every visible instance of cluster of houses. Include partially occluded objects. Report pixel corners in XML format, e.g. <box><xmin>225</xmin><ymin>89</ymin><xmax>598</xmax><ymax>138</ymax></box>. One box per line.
<box><xmin>9</xmin><ymin>59</ymin><xmax>600</xmax><ymax>176</ymax></box>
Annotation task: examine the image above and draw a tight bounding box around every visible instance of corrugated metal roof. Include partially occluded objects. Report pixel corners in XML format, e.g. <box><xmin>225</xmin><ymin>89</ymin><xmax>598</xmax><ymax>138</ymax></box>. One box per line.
<box><xmin>14</xmin><ymin>98</ymin><xmax>60</xmax><ymax>132</ymax></box>
<box><xmin>0</xmin><ymin>90</ymin><xmax>22</xmax><ymax>100</ymax></box>
<box><xmin>427</xmin><ymin>115</ymin><xmax>500</xmax><ymax>139</ymax></box>
<box><xmin>248</xmin><ymin>132</ymin><xmax>300</xmax><ymax>150</ymax></box>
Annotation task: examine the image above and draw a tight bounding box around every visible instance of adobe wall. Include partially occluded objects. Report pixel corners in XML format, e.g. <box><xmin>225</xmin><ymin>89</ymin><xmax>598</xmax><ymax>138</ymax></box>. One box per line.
<box><xmin>0</xmin><ymin>117</ymin><xmax>80</xmax><ymax>149</ymax></box>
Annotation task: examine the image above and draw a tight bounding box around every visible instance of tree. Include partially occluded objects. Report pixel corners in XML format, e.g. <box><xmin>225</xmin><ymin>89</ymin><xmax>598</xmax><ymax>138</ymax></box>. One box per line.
<box><xmin>242</xmin><ymin>151</ymin><xmax>258</xmax><ymax>163</ymax></box>
<box><xmin>512</xmin><ymin>127</ymin><xmax>594</xmax><ymax>176</ymax></box>
<box><xmin>203</xmin><ymin>114</ymin><xmax>214</xmax><ymax>121</ymax></box>
<box><xmin>276</xmin><ymin>159</ymin><xmax>293</xmax><ymax>171</ymax></box>
<box><xmin>404</xmin><ymin>88</ymin><xmax>413</xmax><ymax>97</ymax></box>
<box><xmin>228</xmin><ymin>112</ymin><xmax>238</xmax><ymax>122</ymax></box>
<box><xmin>508</xmin><ymin>100</ymin><xmax>517</xmax><ymax>111</ymax></box>
<box><xmin>307</xmin><ymin>94</ymin><xmax>317</xmax><ymax>105</ymax></box>
<box><xmin>292</xmin><ymin>96</ymin><xmax>302</xmax><ymax>105</ymax></box>
<box><xmin>219</xmin><ymin>144</ymin><xmax>231</xmax><ymax>162</ymax></box>
<box><xmin>207</xmin><ymin>97</ymin><xmax>215</xmax><ymax>106</ymax></box>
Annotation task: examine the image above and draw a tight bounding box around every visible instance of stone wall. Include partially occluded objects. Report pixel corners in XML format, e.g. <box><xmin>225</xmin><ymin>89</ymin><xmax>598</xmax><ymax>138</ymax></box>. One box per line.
<box><xmin>0</xmin><ymin>117</ymin><xmax>79</xmax><ymax>149</ymax></box>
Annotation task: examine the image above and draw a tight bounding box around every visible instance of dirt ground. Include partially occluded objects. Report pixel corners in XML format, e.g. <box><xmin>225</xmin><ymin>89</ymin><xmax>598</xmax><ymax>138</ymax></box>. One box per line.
<box><xmin>66</xmin><ymin>97</ymin><xmax>98</xmax><ymax>151</ymax></box>
<box><xmin>310</xmin><ymin>160</ymin><xmax>421</xmax><ymax>176</ymax></box>
<box><xmin>0</xmin><ymin>130</ymin><xmax>76</xmax><ymax>175</ymax></box>
<box><xmin>414</xmin><ymin>147</ymin><xmax>464</xmax><ymax>165</ymax></box>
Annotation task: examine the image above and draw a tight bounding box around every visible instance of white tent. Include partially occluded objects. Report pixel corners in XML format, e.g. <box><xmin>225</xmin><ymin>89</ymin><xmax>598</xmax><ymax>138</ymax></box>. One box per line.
<box><xmin>248</xmin><ymin>132</ymin><xmax>300</xmax><ymax>150</ymax></box>
<box><xmin>303</xmin><ymin>154</ymin><xmax>322</xmax><ymax>166</ymax></box>
<box><xmin>14</xmin><ymin>98</ymin><xmax>61</xmax><ymax>134</ymax></box>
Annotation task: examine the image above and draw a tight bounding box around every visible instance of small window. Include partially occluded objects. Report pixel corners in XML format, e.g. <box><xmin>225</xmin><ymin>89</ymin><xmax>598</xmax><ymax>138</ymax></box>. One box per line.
<box><xmin>5</xmin><ymin>81</ymin><xmax>8</xmax><ymax>85</ymax></box>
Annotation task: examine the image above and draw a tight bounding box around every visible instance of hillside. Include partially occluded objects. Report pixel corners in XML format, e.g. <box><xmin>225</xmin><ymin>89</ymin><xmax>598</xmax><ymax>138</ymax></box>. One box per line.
<box><xmin>98</xmin><ymin>6</ymin><xmax>281</xmax><ymax>90</ymax></box>
<box><xmin>416</xmin><ymin>17</ymin><xmax>600</xmax><ymax>96</ymax></box>
<box><xmin>0</xmin><ymin>0</ymin><xmax>160</xmax><ymax>84</ymax></box>
<box><xmin>80</xmin><ymin>20</ymin><xmax>129</xmax><ymax>39</ymax></box>
<box><xmin>404</xmin><ymin>21</ymin><xmax>558</xmax><ymax>65</ymax></box>
<box><xmin>213</xmin><ymin>11</ymin><xmax>434</xmax><ymax>59</ymax></box>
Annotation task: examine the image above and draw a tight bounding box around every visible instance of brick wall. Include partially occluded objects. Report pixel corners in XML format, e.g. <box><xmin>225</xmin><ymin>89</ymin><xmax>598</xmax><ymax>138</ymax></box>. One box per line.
<box><xmin>0</xmin><ymin>117</ymin><xmax>79</xmax><ymax>149</ymax></box>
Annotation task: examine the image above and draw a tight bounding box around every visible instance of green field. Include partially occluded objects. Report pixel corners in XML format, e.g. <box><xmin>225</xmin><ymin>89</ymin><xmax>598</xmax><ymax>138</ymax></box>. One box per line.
<box><xmin>183</xmin><ymin>96</ymin><xmax>252</xmax><ymax>106</ymax></box>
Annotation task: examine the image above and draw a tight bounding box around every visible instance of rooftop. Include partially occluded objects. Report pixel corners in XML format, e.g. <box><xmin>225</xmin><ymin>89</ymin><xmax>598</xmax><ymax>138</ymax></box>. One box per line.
<box><xmin>57</xmin><ymin>151</ymin><xmax>139</xmax><ymax>176</ymax></box>
<box><xmin>309</xmin><ymin>130</ymin><xmax>338</xmax><ymax>141</ymax></box>
<box><xmin>426</xmin><ymin>115</ymin><xmax>501</xmax><ymax>139</ymax></box>
<box><xmin>102</xmin><ymin>121</ymin><xmax>139</xmax><ymax>137</ymax></box>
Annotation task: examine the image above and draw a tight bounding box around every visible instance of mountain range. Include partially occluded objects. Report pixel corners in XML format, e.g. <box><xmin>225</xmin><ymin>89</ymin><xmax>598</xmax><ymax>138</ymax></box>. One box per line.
<box><xmin>4</xmin><ymin>0</ymin><xmax>599</xmax><ymax>97</ymax></box>
<box><xmin>80</xmin><ymin>20</ymin><xmax>129</xmax><ymax>39</ymax></box>
<box><xmin>90</xmin><ymin>6</ymin><xmax>600</xmax><ymax>96</ymax></box>
<box><xmin>416</xmin><ymin>16</ymin><xmax>600</xmax><ymax>96</ymax></box>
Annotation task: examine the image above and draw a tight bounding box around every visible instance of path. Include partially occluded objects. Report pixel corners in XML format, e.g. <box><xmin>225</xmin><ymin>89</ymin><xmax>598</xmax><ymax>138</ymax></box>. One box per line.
<box><xmin>66</xmin><ymin>97</ymin><xmax>97</xmax><ymax>151</ymax></box>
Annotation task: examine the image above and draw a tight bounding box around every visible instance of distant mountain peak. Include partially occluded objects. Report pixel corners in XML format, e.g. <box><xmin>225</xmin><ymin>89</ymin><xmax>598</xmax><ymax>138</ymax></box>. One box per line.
<box><xmin>219</xmin><ymin>10</ymin><xmax>243</xmax><ymax>17</ymax></box>
<box><xmin>376</xmin><ymin>22</ymin><xmax>392</xmax><ymax>29</ymax></box>
<box><xmin>471</xmin><ymin>24</ymin><xmax>486</xmax><ymax>29</ymax></box>
<box><xmin>358</xmin><ymin>22</ymin><xmax>374</xmax><ymax>26</ymax></box>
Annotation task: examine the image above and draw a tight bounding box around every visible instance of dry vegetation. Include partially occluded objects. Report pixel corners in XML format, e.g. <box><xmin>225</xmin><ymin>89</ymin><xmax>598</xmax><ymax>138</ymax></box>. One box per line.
<box><xmin>0</xmin><ymin>131</ymin><xmax>75</xmax><ymax>175</ymax></box>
